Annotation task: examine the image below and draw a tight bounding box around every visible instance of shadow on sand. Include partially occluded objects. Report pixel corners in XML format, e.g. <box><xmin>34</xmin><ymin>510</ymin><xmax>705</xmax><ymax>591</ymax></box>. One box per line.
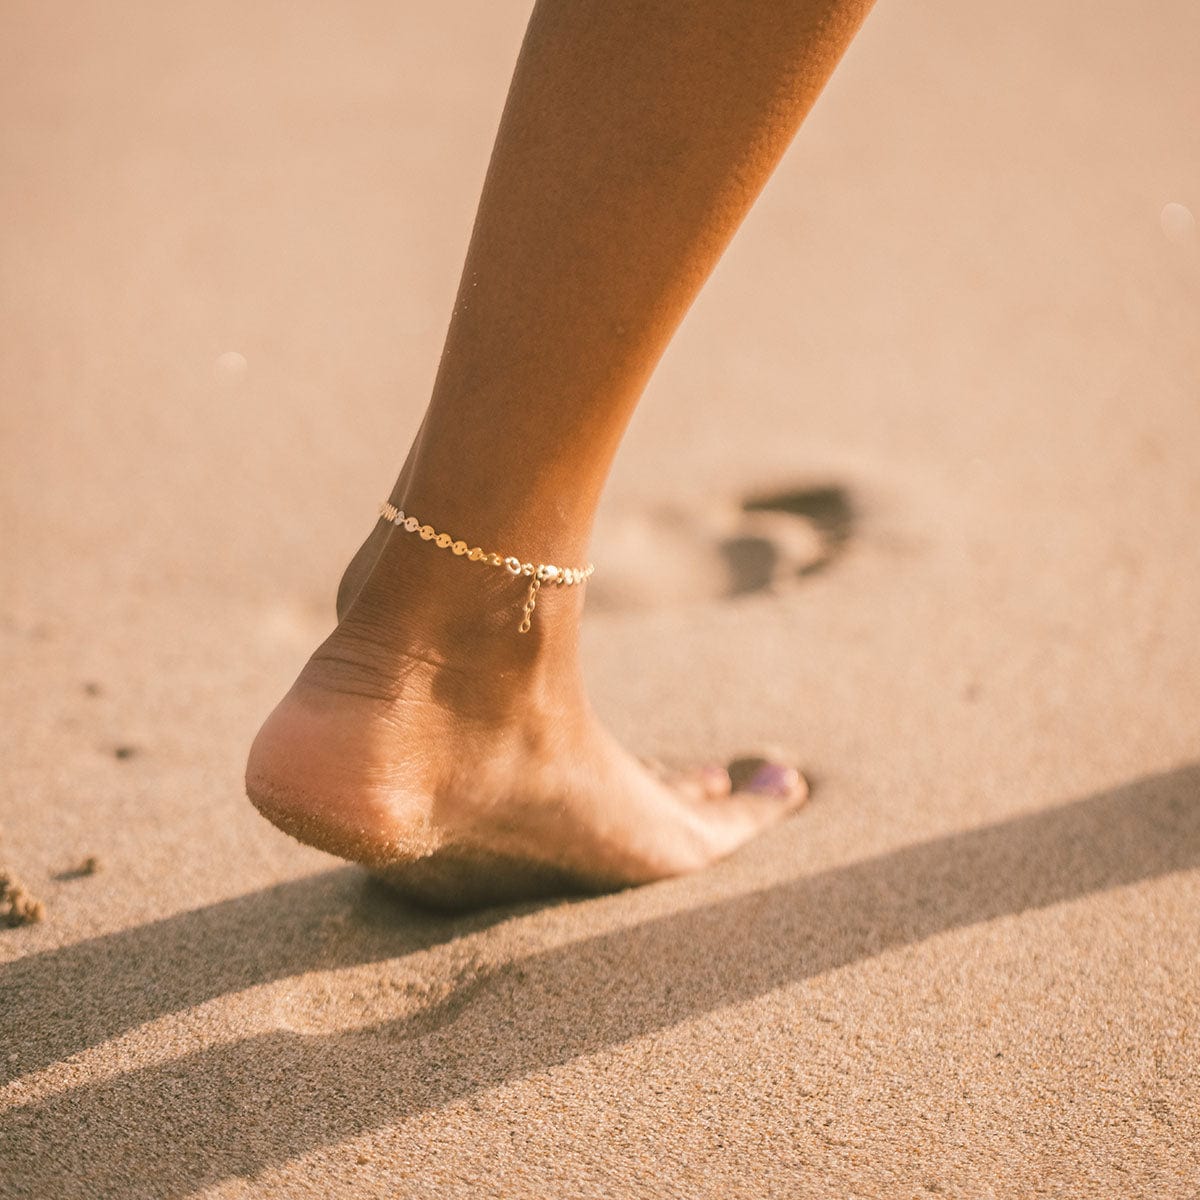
<box><xmin>3</xmin><ymin>764</ymin><xmax>1197</xmax><ymax>1195</ymax></box>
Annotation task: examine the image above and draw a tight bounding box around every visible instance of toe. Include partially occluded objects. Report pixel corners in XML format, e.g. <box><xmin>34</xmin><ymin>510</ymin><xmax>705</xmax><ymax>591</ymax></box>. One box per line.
<box><xmin>692</xmin><ymin>753</ymin><xmax>810</xmax><ymax>857</ymax></box>
<box><xmin>640</xmin><ymin>753</ymin><xmax>805</xmax><ymax>807</ymax></box>
<box><xmin>729</xmin><ymin>767</ymin><xmax>809</xmax><ymax>849</ymax></box>
<box><xmin>730</xmin><ymin>757</ymin><xmax>807</xmax><ymax>806</ymax></box>
<box><xmin>674</xmin><ymin>763</ymin><xmax>733</xmax><ymax>801</ymax></box>
<box><xmin>643</xmin><ymin>759</ymin><xmax>733</xmax><ymax>801</ymax></box>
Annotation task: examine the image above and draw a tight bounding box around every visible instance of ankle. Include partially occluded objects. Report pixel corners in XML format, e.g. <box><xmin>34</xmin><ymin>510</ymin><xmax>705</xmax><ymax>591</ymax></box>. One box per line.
<box><xmin>313</xmin><ymin>531</ymin><xmax>586</xmax><ymax>709</ymax></box>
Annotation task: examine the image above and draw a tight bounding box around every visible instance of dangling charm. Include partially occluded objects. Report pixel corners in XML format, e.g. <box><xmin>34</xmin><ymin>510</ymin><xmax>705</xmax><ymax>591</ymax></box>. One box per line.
<box><xmin>519</xmin><ymin>576</ymin><xmax>541</xmax><ymax>633</ymax></box>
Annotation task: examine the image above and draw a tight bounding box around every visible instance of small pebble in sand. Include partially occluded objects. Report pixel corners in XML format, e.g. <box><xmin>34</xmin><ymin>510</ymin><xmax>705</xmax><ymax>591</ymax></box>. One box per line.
<box><xmin>113</xmin><ymin>745</ymin><xmax>138</xmax><ymax>760</ymax></box>
<box><xmin>214</xmin><ymin>350</ymin><xmax>248</xmax><ymax>381</ymax></box>
<box><xmin>53</xmin><ymin>856</ymin><xmax>102</xmax><ymax>882</ymax></box>
<box><xmin>0</xmin><ymin>869</ymin><xmax>46</xmax><ymax>927</ymax></box>
<box><xmin>1160</xmin><ymin>201</ymin><xmax>1196</xmax><ymax>247</ymax></box>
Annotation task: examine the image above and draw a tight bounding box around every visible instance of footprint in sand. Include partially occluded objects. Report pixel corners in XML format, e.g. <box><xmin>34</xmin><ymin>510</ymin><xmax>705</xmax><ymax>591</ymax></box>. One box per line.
<box><xmin>588</xmin><ymin>484</ymin><xmax>855</xmax><ymax>611</ymax></box>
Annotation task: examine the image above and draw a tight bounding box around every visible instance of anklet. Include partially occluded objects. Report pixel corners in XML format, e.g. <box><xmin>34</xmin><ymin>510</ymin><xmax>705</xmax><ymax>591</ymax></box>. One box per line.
<box><xmin>378</xmin><ymin>502</ymin><xmax>595</xmax><ymax>633</ymax></box>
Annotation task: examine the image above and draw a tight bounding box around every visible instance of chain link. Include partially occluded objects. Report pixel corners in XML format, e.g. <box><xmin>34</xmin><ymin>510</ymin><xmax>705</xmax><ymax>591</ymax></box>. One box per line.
<box><xmin>519</xmin><ymin>577</ymin><xmax>541</xmax><ymax>634</ymax></box>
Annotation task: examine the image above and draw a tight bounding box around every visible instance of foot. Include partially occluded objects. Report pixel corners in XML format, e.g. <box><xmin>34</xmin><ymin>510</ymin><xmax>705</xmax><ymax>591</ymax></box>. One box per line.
<box><xmin>246</xmin><ymin>529</ymin><xmax>808</xmax><ymax>911</ymax></box>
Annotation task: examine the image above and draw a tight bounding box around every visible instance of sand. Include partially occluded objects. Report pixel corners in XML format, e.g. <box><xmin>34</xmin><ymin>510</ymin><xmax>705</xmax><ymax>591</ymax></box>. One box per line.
<box><xmin>2</xmin><ymin>0</ymin><xmax>1198</xmax><ymax>1196</ymax></box>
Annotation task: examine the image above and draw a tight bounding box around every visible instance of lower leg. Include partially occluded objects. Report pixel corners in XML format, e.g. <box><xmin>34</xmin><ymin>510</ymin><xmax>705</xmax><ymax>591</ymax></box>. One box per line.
<box><xmin>338</xmin><ymin>0</ymin><xmax>874</xmax><ymax>625</ymax></box>
<box><xmin>249</xmin><ymin>0</ymin><xmax>875</xmax><ymax>908</ymax></box>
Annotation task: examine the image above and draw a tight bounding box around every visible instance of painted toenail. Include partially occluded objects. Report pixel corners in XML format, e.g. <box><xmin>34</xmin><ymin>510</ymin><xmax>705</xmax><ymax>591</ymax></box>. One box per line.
<box><xmin>745</xmin><ymin>762</ymin><xmax>800</xmax><ymax>797</ymax></box>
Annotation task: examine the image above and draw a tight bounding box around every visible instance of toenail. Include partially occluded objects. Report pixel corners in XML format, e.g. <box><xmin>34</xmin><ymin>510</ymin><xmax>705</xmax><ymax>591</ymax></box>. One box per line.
<box><xmin>745</xmin><ymin>762</ymin><xmax>800</xmax><ymax>797</ymax></box>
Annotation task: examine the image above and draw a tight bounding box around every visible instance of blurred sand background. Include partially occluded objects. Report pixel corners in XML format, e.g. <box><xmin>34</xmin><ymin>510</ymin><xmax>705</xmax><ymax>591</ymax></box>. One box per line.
<box><xmin>2</xmin><ymin>1</ymin><xmax>1199</xmax><ymax>1196</ymax></box>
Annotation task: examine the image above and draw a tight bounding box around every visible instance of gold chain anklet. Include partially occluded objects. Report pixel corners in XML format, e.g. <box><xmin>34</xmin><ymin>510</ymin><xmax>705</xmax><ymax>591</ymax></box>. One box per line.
<box><xmin>378</xmin><ymin>502</ymin><xmax>595</xmax><ymax>633</ymax></box>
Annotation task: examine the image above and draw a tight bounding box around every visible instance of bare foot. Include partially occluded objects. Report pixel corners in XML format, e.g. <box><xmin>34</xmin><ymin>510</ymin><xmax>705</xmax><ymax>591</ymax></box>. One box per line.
<box><xmin>246</xmin><ymin>529</ymin><xmax>808</xmax><ymax>911</ymax></box>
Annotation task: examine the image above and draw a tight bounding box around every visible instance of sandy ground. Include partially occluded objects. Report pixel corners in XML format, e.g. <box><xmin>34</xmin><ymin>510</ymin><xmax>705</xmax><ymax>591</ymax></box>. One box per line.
<box><xmin>2</xmin><ymin>1</ymin><xmax>1199</xmax><ymax>1196</ymax></box>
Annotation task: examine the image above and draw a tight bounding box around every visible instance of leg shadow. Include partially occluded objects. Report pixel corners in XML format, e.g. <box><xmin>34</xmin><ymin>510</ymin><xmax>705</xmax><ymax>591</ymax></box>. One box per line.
<box><xmin>0</xmin><ymin>866</ymin><xmax>512</xmax><ymax>1084</ymax></box>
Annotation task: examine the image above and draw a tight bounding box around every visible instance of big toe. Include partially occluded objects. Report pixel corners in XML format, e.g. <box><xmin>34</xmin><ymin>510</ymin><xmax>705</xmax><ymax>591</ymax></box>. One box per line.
<box><xmin>728</xmin><ymin>755</ymin><xmax>808</xmax><ymax>806</ymax></box>
<box><xmin>691</xmin><ymin>753</ymin><xmax>809</xmax><ymax>857</ymax></box>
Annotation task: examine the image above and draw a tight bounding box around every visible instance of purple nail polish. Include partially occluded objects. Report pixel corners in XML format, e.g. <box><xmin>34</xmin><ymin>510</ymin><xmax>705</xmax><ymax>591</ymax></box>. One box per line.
<box><xmin>746</xmin><ymin>762</ymin><xmax>799</xmax><ymax>797</ymax></box>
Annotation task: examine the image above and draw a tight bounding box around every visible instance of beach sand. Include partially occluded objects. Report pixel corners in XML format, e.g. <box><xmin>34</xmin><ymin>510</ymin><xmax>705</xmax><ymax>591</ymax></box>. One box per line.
<box><xmin>2</xmin><ymin>1</ymin><xmax>1198</xmax><ymax>1195</ymax></box>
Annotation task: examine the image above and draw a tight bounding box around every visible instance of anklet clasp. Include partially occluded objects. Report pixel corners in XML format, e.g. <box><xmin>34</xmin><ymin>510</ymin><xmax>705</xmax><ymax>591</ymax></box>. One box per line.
<box><xmin>378</xmin><ymin>502</ymin><xmax>594</xmax><ymax>633</ymax></box>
